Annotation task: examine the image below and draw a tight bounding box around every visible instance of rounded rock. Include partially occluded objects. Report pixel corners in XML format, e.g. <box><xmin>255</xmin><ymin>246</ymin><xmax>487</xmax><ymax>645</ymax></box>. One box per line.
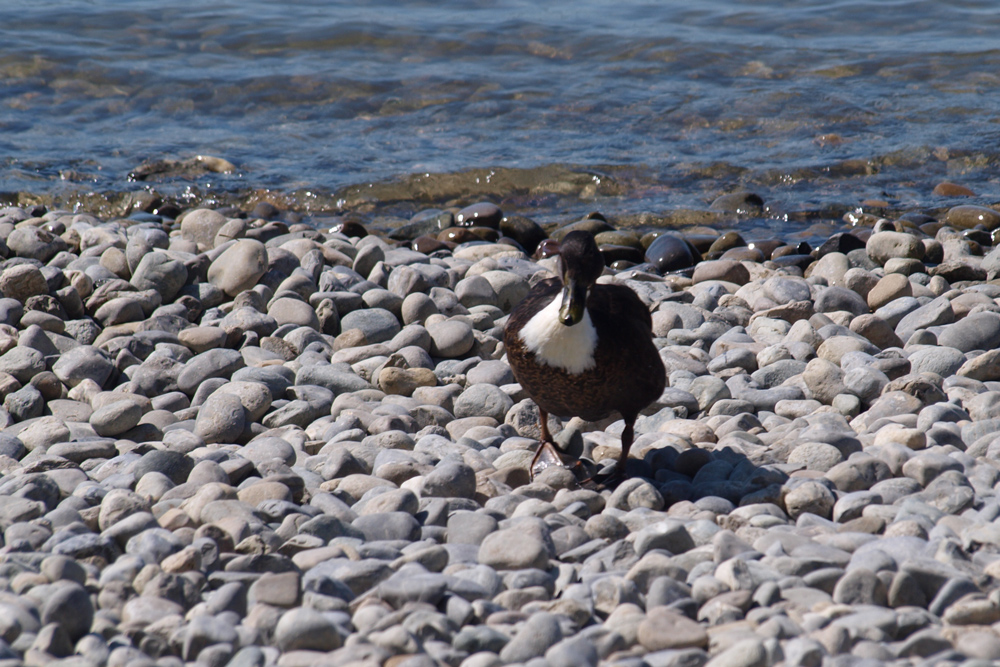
<box><xmin>181</xmin><ymin>209</ymin><xmax>230</xmax><ymax>249</ymax></box>
<box><xmin>194</xmin><ymin>392</ymin><xmax>246</xmax><ymax>444</ymax></box>
<box><xmin>130</xmin><ymin>252</ymin><xmax>189</xmax><ymax>303</ymax></box>
<box><xmin>207</xmin><ymin>240</ymin><xmax>269</xmax><ymax>297</ymax></box>
<box><xmin>268</xmin><ymin>297</ymin><xmax>320</xmax><ymax>330</ymax></box>
<box><xmin>636</xmin><ymin>607</ymin><xmax>709</xmax><ymax>651</ymax></box>
<box><xmin>479</xmin><ymin>527</ymin><xmax>550</xmax><ymax>570</ymax></box>
<box><xmin>273</xmin><ymin>607</ymin><xmax>342</xmax><ymax>652</ymax></box>
<box><xmin>784</xmin><ymin>481</ymin><xmax>836</xmax><ymax>520</ymax></box>
<box><xmin>422</xmin><ymin>461</ymin><xmax>477</xmax><ymax>499</ymax></box>
<box><xmin>427</xmin><ymin>319</ymin><xmax>475</xmax><ymax>357</ymax></box>
<box><xmin>41</xmin><ymin>582</ymin><xmax>93</xmax><ymax>643</ymax></box>
<box><xmin>90</xmin><ymin>400</ymin><xmax>143</xmax><ymax>437</ymax></box>
<box><xmin>944</xmin><ymin>204</ymin><xmax>1000</xmax><ymax>231</ymax></box>
<box><xmin>454</xmin><ymin>383</ymin><xmax>514</xmax><ymax>422</ymax></box>
<box><xmin>340</xmin><ymin>307</ymin><xmax>401</xmax><ymax>344</ymax></box>
<box><xmin>866</xmin><ymin>231</ymin><xmax>924</xmax><ymax>265</ymax></box>
<box><xmin>0</xmin><ymin>264</ymin><xmax>48</xmax><ymax>303</ymax></box>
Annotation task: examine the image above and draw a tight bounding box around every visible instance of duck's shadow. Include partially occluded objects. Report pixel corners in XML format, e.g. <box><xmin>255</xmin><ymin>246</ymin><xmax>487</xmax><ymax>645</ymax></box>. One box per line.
<box><xmin>538</xmin><ymin>410</ymin><xmax>794</xmax><ymax>511</ymax></box>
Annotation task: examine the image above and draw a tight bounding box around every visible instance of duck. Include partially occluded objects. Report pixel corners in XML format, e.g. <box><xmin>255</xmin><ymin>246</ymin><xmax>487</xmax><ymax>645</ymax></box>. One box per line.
<box><xmin>504</xmin><ymin>230</ymin><xmax>666</xmax><ymax>481</ymax></box>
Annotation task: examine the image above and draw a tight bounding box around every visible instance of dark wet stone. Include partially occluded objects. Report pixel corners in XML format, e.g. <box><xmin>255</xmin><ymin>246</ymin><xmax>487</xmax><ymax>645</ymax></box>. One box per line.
<box><xmin>707</xmin><ymin>231</ymin><xmax>746</xmax><ymax>255</ymax></box>
<box><xmin>599</xmin><ymin>243</ymin><xmax>644</xmax><ymax>265</ymax></box>
<box><xmin>500</xmin><ymin>216</ymin><xmax>547</xmax><ymax>255</ymax></box>
<box><xmin>817</xmin><ymin>232</ymin><xmax>867</xmax><ymax>258</ymax></box>
<box><xmin>709</xmin><ymin>192</ymin><xmax>763</xmax><ymax>215</ymax></box>
<box><xmin>645</xmin><ymin>234</ymin><xmax>698</xmax><ymax>274</ymax></box>
<box><xmin>551</xmin><ymin>217</ymin><xmax>614</xmax><ymax>241</ymax></box>
<box><xmin>412</xmin><ymin>235</ymin><xmax>451</xmax><ymax>254</ymax></box>
<box><xmin>943</xmin><ymin>204</ymin><xmax>1000</xmax><ymax>231</ymax></box>
<box><xmin>439</xmin><ymin>226</ymin><xmax>500</xmax><ymax>243</ymax></box>
<box><xmin>329</xmin><ymin>219</ymin><xmax>368</xmax><ymax>238</ymax></box>
<box><xmin>456</xmin><ymin>202</ymin><xmax>503</xmax><ymax>229</ymax></box>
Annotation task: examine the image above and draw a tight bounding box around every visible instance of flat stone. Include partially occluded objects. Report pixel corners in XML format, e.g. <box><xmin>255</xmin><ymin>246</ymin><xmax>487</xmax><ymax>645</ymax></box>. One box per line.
<box><xmin>41</xmin><ymin>582</ymin><xmax>93</xmax><ymax>643</ymax></box>
<box><xmin>341</xmin><ymin>308</ymin><xmax>400</xmax><ymax>344</ymax></box>
<box><xmin>479</xmin><ymin>526</ymin><xmax>550</xmax><ymax>570</ymax></box>
<box><xmin>422</xmin><ymin>461</ymin><xmax>477</xmax><ymax>499</ymax></box>
<box><xmin>866</xmin><ymin>231</ymin><xmax>924</xmax><ymax>265</ymax></box>
<box><xmin>268</xmin><ymin>297</ymin><xmax>320</xmax><ymax>330</ymax></box>
<box><xmin>636</xmin><ymin>607</ymin><xmax>709</xmax><ymax>651</ymax></box>
<box><xmin>937</xmin><ymin>311</ymin><xmax>1000</xmax><ymax>353</ymax></box>
<box><xmin>0</xmin><ymin>346</ymin><xmax>46</xmax><ymax>384</ymax></box>
<box><xmin>90</xmin><ymin>400</ymin><xmax>143</xmax><ymax>437</ymax></box>
<box><xmin>177</xmin><ymin>348</ymin><xmax>246</xmax><ymax>396</ymax></box>
<box><xmin>944</xmin><ymin>204</ymin><xmax>1000</xmax><ymax>230</ymax></box>
<box><xmin>895</xmin><ymin>295</ymin><xmax>954</xmax><ymax>344</ymax></box>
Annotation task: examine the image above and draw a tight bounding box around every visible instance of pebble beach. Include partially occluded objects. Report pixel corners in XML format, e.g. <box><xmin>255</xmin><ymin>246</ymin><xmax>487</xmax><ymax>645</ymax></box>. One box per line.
<box><xmin>0</xmin><ymin>196</ymin><xmax>996</xmax><ymax>667</ymax></box>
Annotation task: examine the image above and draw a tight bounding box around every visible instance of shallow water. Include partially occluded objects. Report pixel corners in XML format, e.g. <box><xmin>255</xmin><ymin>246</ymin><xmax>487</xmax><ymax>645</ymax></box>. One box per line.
<box><xmin>3</xmin><ymin>0</ymin><xmax>1000</xmax><ymax>238</ymax></box>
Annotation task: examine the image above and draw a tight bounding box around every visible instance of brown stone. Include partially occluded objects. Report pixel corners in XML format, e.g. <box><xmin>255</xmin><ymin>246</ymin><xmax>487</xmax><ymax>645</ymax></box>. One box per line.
<box><xmin>944</xmin><ymin>205</ymin><xmax>1000</xmax><ymax>231</ymax></box>
<box><xmin>850</xmin><ymin>314</ymin><xmax>904</xmax><ymax>349</ymax></box>
<box><xmin>378</xmin><ymin>367</ymin><xmax>437</xmax><ymax>396</ymax></box>
<box><xmin>933</xmin><ymin>182</ymin><xmax>975</xmax><ymax>197</ymax></box>
<box><xmin>178</xmin><ymin>326</ymin><xmax>228</xmax><ymax>354</ymax></box>
<box><xmin>236</xmin><ymin>481</ymin><xmax>292</xmax><ymax>506</ymax></box>
<box><xmin>636</xmin><ymin>607</ymin><xmax>709</xmax><ymax>651</ymax></box>
<box><xmin>160</xmin><ymin>547</ymin><xmax>202</xmax><ymax>573</ymax></box>
<box><xmin>866</xmin><ymin>273</ymin><xmax>912</xmax><ymax>310</ymax></box>
<box><xmin>958</xmin><ymin>349</ymin><xmax>1000</xmax><ymax>382</ymax></box>
<box><xmin>692</xmin><ymin>259</ymin><xmax>750</xmax><ymax>285</ymax></box>
<box><xmin>333</xmin><ymin>328</ymin><xmax>367</xmax><ymax>351</ymax></box>
<box><xmin>750</xmin><ymin>300</ymin><xmax>814</xmax><ymax>324</ymax></box>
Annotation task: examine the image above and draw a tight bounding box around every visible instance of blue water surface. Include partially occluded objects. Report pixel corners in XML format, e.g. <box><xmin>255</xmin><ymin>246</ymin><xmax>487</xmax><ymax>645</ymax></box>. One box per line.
<box><xmin>2</xmin><ymin>0</ymin><xmax>999</xmax><ymax>225</ymax></box>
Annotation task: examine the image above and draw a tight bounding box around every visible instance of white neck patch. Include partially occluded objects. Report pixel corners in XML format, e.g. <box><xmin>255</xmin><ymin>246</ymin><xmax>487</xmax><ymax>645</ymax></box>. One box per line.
<box><xmin>518</xmin><ymin>294</ymin><xmax>598</xmax><ymax>374</ymax></box>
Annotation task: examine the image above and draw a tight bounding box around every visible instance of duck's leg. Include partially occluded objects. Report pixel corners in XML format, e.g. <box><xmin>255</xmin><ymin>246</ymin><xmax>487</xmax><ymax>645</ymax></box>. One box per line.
<box><xmin>529</xmin><ymin>407</ymin><xmax>556</xmax><ymax>479</ymax></box>
<box><xmin>613</xmin><ymin>414</ymin><xmax>637</xmax><ymax>480</ymax></box>
<box><xmin>538</xmin><ymin>407</ymin><xmax>553</xmax><ymax>444</ymax></box>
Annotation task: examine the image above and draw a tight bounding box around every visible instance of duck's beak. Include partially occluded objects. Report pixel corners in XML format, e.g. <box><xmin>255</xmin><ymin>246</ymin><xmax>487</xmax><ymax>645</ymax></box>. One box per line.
<box><xmin>558</xmin><ymin>277</ymin><xmax>587</xmax><ymax>326</ymax></box>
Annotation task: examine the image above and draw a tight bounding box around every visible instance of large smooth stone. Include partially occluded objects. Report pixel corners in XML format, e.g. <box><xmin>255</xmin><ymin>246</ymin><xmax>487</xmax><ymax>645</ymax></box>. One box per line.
<box><xmin>207</xmin><ymin>240</ymin><xmax>269</xmax><ymax>297</ymax></box>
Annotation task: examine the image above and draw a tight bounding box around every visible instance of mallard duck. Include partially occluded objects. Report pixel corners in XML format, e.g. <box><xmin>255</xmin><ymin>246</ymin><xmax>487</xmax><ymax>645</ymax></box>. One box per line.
<box><xmin>504</xmin><ymin>230</ymin><xmax>666</xmax><ymax>481</ymax></box>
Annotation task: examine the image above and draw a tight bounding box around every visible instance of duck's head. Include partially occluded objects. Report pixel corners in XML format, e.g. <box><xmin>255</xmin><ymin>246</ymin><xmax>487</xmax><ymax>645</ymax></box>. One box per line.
<box><xmin>557</xmin><ymin>231</ymin><xmax>604</xmax><ymax>326</ymax></box>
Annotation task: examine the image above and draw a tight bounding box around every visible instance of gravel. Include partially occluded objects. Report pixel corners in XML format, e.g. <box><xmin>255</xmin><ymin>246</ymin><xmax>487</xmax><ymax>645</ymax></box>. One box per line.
<box><xmin>0</xmin><ymin>201</ymin><xmax>997</xmax><ymax>667</ymax></box>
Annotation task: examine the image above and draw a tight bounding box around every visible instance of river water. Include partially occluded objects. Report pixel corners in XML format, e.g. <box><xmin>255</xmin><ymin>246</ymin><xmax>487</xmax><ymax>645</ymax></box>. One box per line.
<box><xmin>3</xmin><ymin>0</ymin><xmax>999</xmax><ymax>239</ymax></box>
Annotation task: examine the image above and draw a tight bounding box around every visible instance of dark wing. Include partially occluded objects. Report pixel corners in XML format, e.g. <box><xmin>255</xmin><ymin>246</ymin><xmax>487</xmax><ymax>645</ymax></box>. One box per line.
<box><xmin>587</xmin><ymin>283</ymin><xmax>665</xmax><ymax>417</ymax></box>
